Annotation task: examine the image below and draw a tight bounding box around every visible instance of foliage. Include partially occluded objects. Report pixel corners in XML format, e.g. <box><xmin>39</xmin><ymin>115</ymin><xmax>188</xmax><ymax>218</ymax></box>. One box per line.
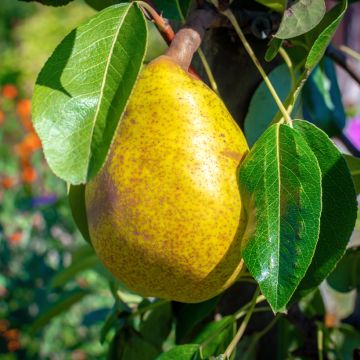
<box><xmin>0</xmin><ymin>83</ymin><xmax>113</xmax><ymax>358</ymax></box>
<box><xmin>1</xmin><ymin>0</ymin><xmax>360</xmax><ymax>358</ymax></box>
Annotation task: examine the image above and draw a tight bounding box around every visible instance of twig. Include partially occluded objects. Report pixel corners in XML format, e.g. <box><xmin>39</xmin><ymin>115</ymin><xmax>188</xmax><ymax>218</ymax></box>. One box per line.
<box><xmin>197</xmin><ymin>48</ymin><xmax>219</xmax><ymax>93</ymax></box>
<box><xmin>223</xmin><ymin>287</ymin><xmax>260</xmax><ymax>359</ymax></box>
<box><xmin>137</xmin><ymin>1</ymin><xmax>175</xmax><ymax>44</ymax></box>
<box><xmin>217</xmin><ymin>6</ymin><xmax>293</xmax><ymax>125</ymax></box>
<box><xmin>242</xmin><ymin>314</ymin><xmax>281</xmax><ymax>360</ymax></box>
<box><xmin>337</xmin><ymin>132</ymin><xmax>360</xmax><ymax>157</ymax></box>
<box><xmin>339</xmin><ymin>44</ymin><xmax>360</xmax><ymax>63</ymax></box>
<box><xmin>326</xmin><ymin>44</ymin><xmax>360</xmax><ymax>87</ymax></box>
<box><xmin>317</xmin><ymin>324</ymin><xmax>324</xmax><ymax>360</ymax></box>
<box><xmin>279</xmin><ymin>47</ymin><xmax>296</xmax><ymax>88</ymax></box>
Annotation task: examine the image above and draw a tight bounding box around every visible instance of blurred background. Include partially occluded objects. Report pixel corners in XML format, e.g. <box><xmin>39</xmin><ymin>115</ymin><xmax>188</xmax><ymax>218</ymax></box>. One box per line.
<box><xmin>0</xmin><ymin>0</ymin><xmax>359</xmax><ymax>359</ymax></box>
<box><xmin>0</xmin><ymin>1</ymin><xmax>116</xmax><ymax>358</ymax></box>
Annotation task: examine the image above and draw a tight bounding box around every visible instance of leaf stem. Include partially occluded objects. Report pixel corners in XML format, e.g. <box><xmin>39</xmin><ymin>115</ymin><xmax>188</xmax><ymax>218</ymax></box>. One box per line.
<box><xmin>317</xmin><ymin>324</ymin><xmax>324</xmax><ymax>360</ymax></box>
<box><xmin>270</xmin><ymin>69</ymin><xmax>309</xmax><ymax>125</ymax></box>
<box><xmin>234</xmin><ymin>294</ymin><xmax>266</xmax><ymax>320</ymax></box>
<box><xmin>217</xmin><ymin>7</ymin><xmax>292</xmax><ymax>125</ymax></box>
<box><xmin>242</xmin><ymin>314</ymin><xmax>280</xmax><ymax>360</ymax></box>
<box><xmin>279</xmin><ymin>47</ymin><xmax>296</xmax><ymax>88</ymax></box>
<box><xmin>137</xmin><ymin>1</ymin><xmax>175</xmax><ymax>43</ymax></box>
<box><xmin>223</xmin><ymin>287</ymin><xmax>260</xmax><ymax>359</ymax></box>
<box><xmin>197</xmin><ymin>48</ymin><xmax>219</xmax><ymax>94</ymax></box>
<box><xmin>199</xmin><ymin>306</ymin><xmax>270</xmax><ymax>354</ymax></box>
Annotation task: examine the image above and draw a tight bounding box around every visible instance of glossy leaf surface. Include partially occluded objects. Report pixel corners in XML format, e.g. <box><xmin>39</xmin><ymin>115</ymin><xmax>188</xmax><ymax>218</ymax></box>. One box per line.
<box><xmin>239</xmin><ymin>123</ymin><xmax>322</xmax><ymax>312</ymax></box>
<box><xmin>32</xmin><ymin>3</ymin><xmax>147</xmax><ymax>184</ymax></box>
<box><xmin>293</xmin><ymin>120</ymin><xmax>357</xmax><ymax>297</ymax></box>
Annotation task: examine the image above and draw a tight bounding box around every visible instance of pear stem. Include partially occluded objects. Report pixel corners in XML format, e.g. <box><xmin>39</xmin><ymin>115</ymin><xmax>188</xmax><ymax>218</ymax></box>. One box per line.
<box><xmin>165</xmin><ymin>8</ymin><xmax>223</xmax><ymax>71</ymax></box>
<box><xmin>216</xmin><ymin>6</ymin><xmax>293</xmax><ymax>125</ymax></box>
<box><xmin>176</xmin><ymin>6</ymin><xmax>220</xmax><ymax>93</ymax></box>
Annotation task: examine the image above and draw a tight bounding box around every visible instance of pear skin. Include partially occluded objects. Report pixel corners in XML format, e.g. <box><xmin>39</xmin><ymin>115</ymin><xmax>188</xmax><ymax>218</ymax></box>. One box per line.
<box><xmin>86</xmin><ymin>55</ymin><xmax>249</xmax><ymax>303</ymax></box>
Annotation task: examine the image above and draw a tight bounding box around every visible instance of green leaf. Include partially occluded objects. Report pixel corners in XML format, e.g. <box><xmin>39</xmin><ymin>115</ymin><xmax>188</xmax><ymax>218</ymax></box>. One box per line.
<box><xmin>157</xmin><ymin>344</ymin><xmax>200</xmax><ymax>360</ymax></box>
<box><xmin>298</xmin><ymin>289</ymin><xmax>325</xmax><ymax>318</ymax></box>
<box><xmin>109</xmin><ymin>327</ymin><xmax>161</xmax><ymax>360</ymax></box>
<box><xmin>51</xmin><ymin>250</ymin><xmax>98</xmax><ymax>288</ymax></box>
<box><xmin>275</xmin><ymin>0</ymin><xmax>325</xmax><ymax>39</ymax></box>
<box><xmin>193</xmin><ymin>316</ymin><xmax>235</xmax><ymax>359</ymax></box>
<box><xmin>152</xmin><ymin>0</ymin><xmax>191</xmax><ymax>20</ymax></box>
<box><xmin>239</xmin><ymin>123</ymin><xmax>322</xmax><ymax>312</ymax></box>
<box><xmin>100</xmin><ymin>304</ymin><xmax>128</xmax><ymax>344</ymax></box>
<box><xmin>327</xmin><ymin>247</ymin><xmax>360</xmax><ymax>292</ymax></box>
<box><xmin>68</xmin><ymin>184</ymin><xmax>91</xmax><ymax>244</ymax></box>
<box><xmin>244</xmin><ymin>64</ymin><xmax>294</xmax><ymax>147</ymax></box>
<box><xmin>265</xmin><ymin>38</ymin><xmax>283</xmax><ymax>62</ymax></box>
<box><xmin>343</xmin><ymin>154</ymin><xmax>360</xmax><ymax>194</ymax></box>
<box><xmin>139</xmin><ymin>302</ymin><xmax>173</xmax><ymax>349</ymax></box>
<box><xmin>32</xmin><ymin>3</ymin><xmax>147</xmax><ymax>184</ymax></box>
<box><xmin>175</xmin><ymin>296</ymin><xmax>220</xmax><ymax>342</ymax></box>
<box><xmin>29</xmin><ymin>289</ymin><xmax>90</xmax><ymax>334</ymax></box>
<box><xmin>144</xmin><ymin>20</ymin><xmax>168</xmax><ymax>63</ymax></box>
<box><xmin>122</xmin><ymin>330</ymin><xmax>160</xmax><ymax>360</ymax></box>
<box><xmin>302</xmin><ymin>57</ymin><xmax>346</xmax><ymax>136</ymax></box>
<box><xmin>305</xmin><ymin>0</ymin><xmax>347</xmax><ymax>70</ymax></box>
<box><xmin>18</xmin><ymin>0</ymin><xmax>74</xmax><ymax>6</ymax></box>
<box><xmin>254</xmin><ymin>0</ymin><xmax>286</xmax><ymax>12</ymax></box>
<box><xmin>85</xmin><ymin>0</ymin><xmax>120</xmax><ymax>11</ymax></box>
<box><xmin>328</xmin><ymin>324</ymin><xmax>360</xmax><ymax>358</ymax></box>
<box><xmin>292</xmin><ymin>120</ymin><xmax>357</xmax><ymax>297</ymax></box>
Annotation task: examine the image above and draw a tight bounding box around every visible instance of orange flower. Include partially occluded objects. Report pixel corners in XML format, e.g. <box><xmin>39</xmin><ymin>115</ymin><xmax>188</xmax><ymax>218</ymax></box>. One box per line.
<box><xmin>14</xmin><ymin>133</ymin><xmax>41</xmax><ymax>159</ymax></box>
<box><xmin>20</xmin><ymin>116</ymin><xmax>33</xmax><ymax>132</ymax></box>
<box><xmin>0</xmin><ymin>111</ymin><xmax>4</xmax><ymax>125</ymax></box>
<box><xmin>2</xmin><ymin>84</ymin><xmax>18</xmax><ymax>100</ymax></box>
<box><xmin>0</xmin><ymin>320</ymin><xmax>9</xmax><ymax>332</ymax></box>
<box><xmin>16</xmin><ymin>99</ymin><xmax>31</xmax><ymax>119</ymax></box>
<box><xmin>7</xmin><ymin>340</ymin><xmax>21</xmax><ymax>352</ymax></box>
<box><xmin>1</xmin><ymin>177</ymin><xmax>15</xmax><ymax>189</ymax></box>
<box><xmin>21</xmin><ymin>166</ymin><xmax>37</xmax><ymax>184</ymax></box>
<box><xmin>14</xmin><ymin>143</ymin><xmax>28</xmax><ymax>160</ymax></box>
<box><xmin>9</xmin><ymin>231</ymin><xmax>23</xmax><ymax>245</ymax></box>
<box><xmin>23</xmin><ymin>133</ymin><xmax>41</xmax><ymax>152</ymax></box>
<box><xmin>4</xmin><ymin>329</ymin><xmax>19</xmax><ymax>340</ymax></box>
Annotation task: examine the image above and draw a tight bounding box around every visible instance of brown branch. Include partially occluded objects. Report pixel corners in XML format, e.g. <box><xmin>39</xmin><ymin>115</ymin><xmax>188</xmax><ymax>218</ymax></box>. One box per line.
<box><xmin>326</xmin><ymin>44</ymin><xmax>360</xmax><ymax>87</ymax></box>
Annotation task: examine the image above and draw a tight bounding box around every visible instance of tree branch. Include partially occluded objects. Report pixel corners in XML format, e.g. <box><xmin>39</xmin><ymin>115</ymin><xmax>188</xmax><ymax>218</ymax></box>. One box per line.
<box><xmin>326</xmin><ymin>44</ymin><xmax>360</xmax><ymax>87</ymax></box>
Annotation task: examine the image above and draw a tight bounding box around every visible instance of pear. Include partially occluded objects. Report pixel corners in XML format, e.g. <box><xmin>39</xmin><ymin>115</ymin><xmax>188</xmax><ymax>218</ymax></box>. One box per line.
<box><xmin>85</xmin><ymin>55</ymin><xmax>249</xmax><ymax>303</ymax></box>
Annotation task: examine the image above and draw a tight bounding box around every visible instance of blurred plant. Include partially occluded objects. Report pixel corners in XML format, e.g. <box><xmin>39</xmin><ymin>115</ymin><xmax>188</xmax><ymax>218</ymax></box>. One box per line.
<box><xmin>0</xmin><ymin>71</ymin><xmax>112</xmax><ymax>360</ymax></box>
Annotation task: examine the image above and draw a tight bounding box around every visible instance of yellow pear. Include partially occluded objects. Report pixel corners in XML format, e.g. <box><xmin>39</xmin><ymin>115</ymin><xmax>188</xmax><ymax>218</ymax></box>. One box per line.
<box><xmin>85</xmin><ymin>55</ymin><xmax>249</xmax><ymax>303</ymax></box>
